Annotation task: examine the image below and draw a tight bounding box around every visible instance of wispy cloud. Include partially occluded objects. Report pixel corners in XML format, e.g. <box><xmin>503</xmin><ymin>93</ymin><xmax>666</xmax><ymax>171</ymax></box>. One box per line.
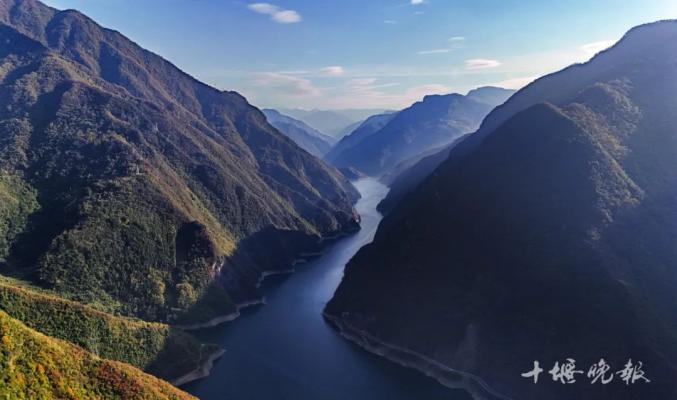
<box><xmin>346</xmin><ymin>78</ymin><xmax>399</xmax><ymax>92</ymax></box>
<box><xmin>219</xmin><ymin>40</ymin><xmax>616</xmax><ymax>109</ymax></box>
<box><xmin>275</xmin><ymin>70</ymin><xmax>311</xmax><ymax>75</ymax></box>
<box><xmin>251</xmin><ymin>72</ymin><xmax>320</xmax><ymax>96</ymax></box>
<box><xmin>417</xmin><ymin>35</ymin><xmax>466</xmax><ymax>55</ymax></box>
<box><xmin>418</xmin><ymin>49</ymin><xmax>452</xmax><ymax>55</ymax></box>
<box><xmin>248</xmin><ymin>3</ymin><xmax>301</xmax><ymax>24</ymax></box>
<box><xmin>347</xmin><ymin>78</ymin><xmax>378</xmax><ymax>87</ymax></box>
<box><xmin>580</xmin><ymin>40</ymin><xmax>615</xmax><ymax>57</ymax></box>
<box><xmin>384</xmin><ymin>19</ymin><xmax>398</xmax><ymax>24</ymax></box>
<box><xmin>465</xmin><ymin>58</ymin><xmax>501</xmax><ymax>70</ymax></box>
<box><xmin>248</xmin><ymin>3</ymin><xmax>277</xmax><ymax>14</ymax></box>
<box><xmin>411</xmin><ymin>0</ymin><xmax>425</xmax><ymax>4</ymax></box>
<box><xmin>318</xmin><ymin>76</ymin><xmax>450</xmax><ymax>109</ymax></box>
<box><xmin>320</xmin><ymin>66</ymin><xmax>345</xmax><ymax>76</ymax></box>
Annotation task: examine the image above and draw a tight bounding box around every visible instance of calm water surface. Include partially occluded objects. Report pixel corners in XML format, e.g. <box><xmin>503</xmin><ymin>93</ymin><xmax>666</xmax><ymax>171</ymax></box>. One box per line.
<box><xmin>183</xmin><ymin>178</ymin><xmax>471</xmax><ymax>400</ymax></box>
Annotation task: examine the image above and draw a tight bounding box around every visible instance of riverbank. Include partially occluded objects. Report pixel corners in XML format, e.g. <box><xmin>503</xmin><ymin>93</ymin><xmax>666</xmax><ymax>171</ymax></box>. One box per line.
<box><xmin>171</xmin><ymin>221</ymin><xmax>361</xmax><ymax>386</ymax></box>
<box><xmin>184</xmin><ymin>178</ymin><xmax>467</xmax><ymax>400</ymax></box>
<box><xmin>323</xmin><ymin>313</ymin><xmax>512</xmax><ymax>400</ymax></box>
<box><xmin>177</xmin><ymin>299</ymin><xmax>267</xmax><ymax>331</ymax></box>
<box><xmin>179</xmin><ymin>226</ymin><xmax>355</xmax><ymax>332</ymax></box>
<box><xmin>171</xmin><ymin>348</ymin><xmax>227</xmax><ymax>387</ymax></box>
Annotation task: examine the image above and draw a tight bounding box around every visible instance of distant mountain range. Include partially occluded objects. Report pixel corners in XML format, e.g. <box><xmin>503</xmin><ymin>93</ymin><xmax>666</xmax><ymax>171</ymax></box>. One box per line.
<box><xmin>0</xmin><ymin>0</ymin><xmax>358</xmax><ymax>396</ymax></box>
<box><xmin>262</xmin><ymin>109</ymin><xmax>337</xmax><ymax>157</ymax></box>
<box><xmin>326</xmin><ymin>87</ymin><xmax>515</xmax><ymax>177</ymax></box>
<box><xmin>324</xmin><ymin>112</ymin><xmax>398</xmax><ymax>165</ymax></box>
<box><xmin>327</xmin><ymin>20</ymin><xmax>677</xmax><ymax>400</ymax></box>
<box><xmin>279</xmin><ymin>108</ymin><xmax>392</xmax><ymax>138</ymax></box>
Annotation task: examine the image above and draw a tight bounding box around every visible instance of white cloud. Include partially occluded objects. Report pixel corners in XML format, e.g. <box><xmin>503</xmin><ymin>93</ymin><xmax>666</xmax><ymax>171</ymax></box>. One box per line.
<box><xmin>418</xmin><ymin>49</ymin><xmax>452</xmax><ymax>55</ymax></box>
<box><xmin>251</xmin><ymin>72</ymin><xmax>321</xmax><ymax>96</ymax></box>
<box><xmin>418</xmin><ymin>36</ymin><xmax>465</xmax><ymax>55</ymax></box>
<box><xmin>465</xmin><ymin>58</ymin><xmax>501</xmax><ymax>70</ymax></box>
<box><xmin>275</xmin><ymin>70</ymin><xmax>310</xmax><ymax>75</ymax></box>
<box><xmin>320</xmin><ymin>66</ymin><xmax>345</xmax><ymax>77</ymax></box>
<box><xmin>384</xmin><ymin>19</ymin><xmax>398</xmax><ymax>24</ymax></box>
<box><xmin>248</xmin><ymin>3</ymin><xmax>301</xmax><ymax>24</ymax></box>
<box><xmin>231</xmin><ymin>38</ymin><xmax>627</xmax><ymax>109</ymax></box>
<box><xmin>248</xmin><ymin>3</ymin><xmax>278</xmax><ymax>14</ymax></box>
<box><xmin>347</xmin><ymin>78</ymin><xmax>378</xmax><ymax>87</ymax></box>
<box><xmin>411</xmin><ymin>0</ymin><xmax>425</xmax><ymax>4</ymax></box>
<box><xmin>580</xmin><ymin>40</ymin><xmax>615</xmax><ymax>57</ymax></box>
<box><xmin>272</xmin><ymin>10</ymin><xmax>301</xmax><ymax>23</ymax></box>
<box><xmin>318</xmin><ymin>77</ymin><xmax>450</xmax><ymax>109</ymax></box>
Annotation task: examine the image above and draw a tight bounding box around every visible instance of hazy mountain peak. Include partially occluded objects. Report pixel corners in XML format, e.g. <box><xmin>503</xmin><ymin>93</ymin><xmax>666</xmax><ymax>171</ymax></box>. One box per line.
<box><xmin>466</xmin><ymin>86</ymin><xmax>515</xmax><ymax>106</ymax></box>
<box><xmin>420</xmin><ymin>92</ymin><xmax>464</xmax><ymax>102</ymax></box>
<box><xmin>262</xmin><ymin>108</ymin><xmax>337</xmax><ymax>157</ymax></box>
<box><xmin>327</xmin><ymin>88</ymin><xmax>514</xmax><ymax>176</ymax></box>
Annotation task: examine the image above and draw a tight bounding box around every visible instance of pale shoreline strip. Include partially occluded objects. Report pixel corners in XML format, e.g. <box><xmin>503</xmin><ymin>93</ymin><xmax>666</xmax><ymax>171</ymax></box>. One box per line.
<box><xmin>323</xmin><ymin>313</ymin><xmax>514</xmax><ymax>400</ymax></box>
<box><xmin>171</xmin><ymin>348</ymin><xmax>227</xmax><ymax>387</ymax></box>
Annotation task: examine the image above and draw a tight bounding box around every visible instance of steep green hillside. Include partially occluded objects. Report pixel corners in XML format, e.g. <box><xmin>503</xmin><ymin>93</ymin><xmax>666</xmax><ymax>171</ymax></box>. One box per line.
<box><xmin>0</xmin><ymin>276</ymin><xmax>219</xmax><ymax>381</ymax></box>
<box><xmin>0</xmin><ymin>0</ymin><xmax>359</xmax><ymax>395</ymax></box>
<box><xmin>0</xmin><ymin>0</ymin><xmax>358</xmax><ymax>325</ymax></box>
<box><xmin>0</xmin><ymin>309</ymin><xmax>196</xmax><ymax>399</ymax></box>
<box><xmin>0</xmin><ymin>175</ymin><xmax>38</xmax><ymax>261</ymax></box>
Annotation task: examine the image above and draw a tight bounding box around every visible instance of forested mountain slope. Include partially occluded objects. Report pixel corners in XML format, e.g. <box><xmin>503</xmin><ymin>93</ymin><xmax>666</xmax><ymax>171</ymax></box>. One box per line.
<box><xmin>0</xmin><ymin>0</ymin><xmax>359</xmax><ymax>394</ymax></box>
<box><xmin>0</xmin><ymin>0</ymin><xmax>358</xmax><ymax>324</ymax></box>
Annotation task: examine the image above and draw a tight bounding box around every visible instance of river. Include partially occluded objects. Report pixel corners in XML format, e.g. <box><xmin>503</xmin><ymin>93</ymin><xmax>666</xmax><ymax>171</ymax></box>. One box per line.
<box><xmin>183</xmin><ymin>178</ymin><xmax>471</xmax><ymax>400</ymax></box>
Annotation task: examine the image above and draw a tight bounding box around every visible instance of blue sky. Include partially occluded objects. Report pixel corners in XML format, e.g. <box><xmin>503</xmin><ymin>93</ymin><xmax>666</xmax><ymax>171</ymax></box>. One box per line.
<box><xmin>43</xmin><ymin>0</ymin><xmax>677</xmax><ymax>110</ymax></box>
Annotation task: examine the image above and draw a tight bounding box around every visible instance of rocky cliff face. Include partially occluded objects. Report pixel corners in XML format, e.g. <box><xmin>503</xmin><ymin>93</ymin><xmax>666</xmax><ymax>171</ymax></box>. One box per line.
<box><xmin>327</xmin><ymin>20</ymin><xmax>677</xmax><ymax>400</ymax></box>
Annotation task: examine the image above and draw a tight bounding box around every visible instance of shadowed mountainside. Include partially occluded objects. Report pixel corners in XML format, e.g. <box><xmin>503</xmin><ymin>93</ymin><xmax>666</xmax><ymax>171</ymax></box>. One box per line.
<box><xmin>324</xmin><ymin>112</ymin><xmax>397</xmax><ymax>165</ymax></box>
<box><xmin>379</xmin><ymin>87</ymin><xmax>516</xmax><ymax>213</ymax></box>
<box><xmin>378</xmin><ymin>137</ymin><xmax>464</xmax><ymax>214</ymax></box>
<box><xmin>327</xmin><ymin>20</ymin><xmax>677</xmax><ymax>400</ymax></box>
